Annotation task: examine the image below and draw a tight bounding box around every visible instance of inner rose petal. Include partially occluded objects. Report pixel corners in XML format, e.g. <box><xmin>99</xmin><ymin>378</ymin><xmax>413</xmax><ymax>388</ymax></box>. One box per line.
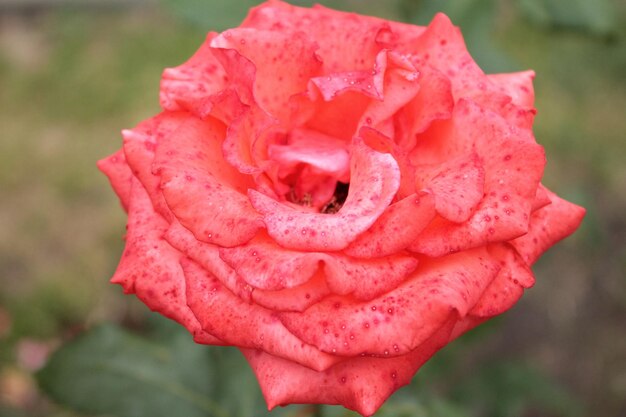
<box><xmin>249</xmin><ymin>138</ymin><xmax>400</xmax><ymax>251</ymax></box>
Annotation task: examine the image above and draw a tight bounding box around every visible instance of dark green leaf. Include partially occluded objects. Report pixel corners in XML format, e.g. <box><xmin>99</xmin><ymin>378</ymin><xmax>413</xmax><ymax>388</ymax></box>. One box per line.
<box><xmin>36</xmin><ymin>319</ymin><xmax>307</xmax><ymax>417</ymax></box>
<box><xmin>37</xmin><ymin>323</ymin><xmax>228</xmax><ymax>417</ymax></box>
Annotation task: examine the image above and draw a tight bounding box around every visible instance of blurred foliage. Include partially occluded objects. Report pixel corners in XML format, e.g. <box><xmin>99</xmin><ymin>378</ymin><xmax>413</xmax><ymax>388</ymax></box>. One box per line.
<box><xmin>0</xmin><ymin>0</ymin><xmax>624</xmax><ymax>416</ymax></box>
<box><xmin>37</xmin><ymin>315</ymin><xmax>582</xmax><ymax>417</ymax></box>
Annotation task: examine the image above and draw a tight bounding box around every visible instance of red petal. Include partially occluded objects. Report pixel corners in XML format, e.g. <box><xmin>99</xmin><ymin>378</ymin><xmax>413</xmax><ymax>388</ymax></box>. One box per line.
<box><xmin>251</xmin><ymin>269</ymin><xmax>332</xmax><ymax>312</ymax></box>
<box><xmin>182</xmin><ymin>258</ymin><xmax>340</xmax><ymax>372</ymax></box>
<box><xmin>268</xmin><ymin>128</ymin><xmax>350</xmax><ymax>178</ymax></box>
<box><xmin>416</xmin><ymin>153</ymin><xmax>485</xmax><ymax>223</ymax></box>
<box><xmin>249</xmin><ymin>139</ymin><xmax>400</xmax><ymax>251</ymax></box>
<box><xmin>345</xmin><ymin>192</ymin><xmax>436</xmax><ymax>258</ymax></box>
<box><xmin>532</xmin><ymin>183</ymin><xmax>552</xmax><ymax>211</ymax></box>
<box><xmin>112</xmin><ymin>180</ymin><xmax>222</xmax><ymax>345</ymax></box>
<box><xmin>409</xmin><ymin>99</ymin><xmax>545</xmax><ymax>256</ymax></box>
<box><xmin>242</xmin><ymin>315</ymin><xmax>454</xmax><ymax>417</ymax></box>
<box><xmin>122</xmin><ymin>112</ymin><xmax>187</xmax><ymax>220</ymax></box>
<box><xmin>97</xmin><ymin>150</ymin><xmax>132</xmax><ymax>211</ymax></box>
<box><xmin>163</xmin><ymin>220</ymin><xmax>252</xmax><ymax>301</ymax></box>
<box><xmin>487</xmin><ymin>70</ymin><xmax>535</xmax><ymax>108</ymax></box>
<box><xmin>242</xmin><ymin>2</ymin><xmax>426</xmax><ymax>74</ymax></box>
<box><xmin>159</xmin><ymin>32</ymin><xmax>227</xmax><ymax>112</ymax></box>
<box><xmin>324</xmin><ymin>254</ymin><xmax>419</xmax><ymax>301</ymax></box>
<box><xmin>512</xmin><ymin>188</ymin><xmax>586</xmax><ymax>265</ymax></box>
<box><xmin>218</xmin><ymin>234</ymin><xmax>321</xmax><ymax>291</ymax></box>
<box><xmin>155</xmin><ymin>117</ymin><xmax>264</xmax><ymax>247</ymax></box>
<box><xmin>211</xmin><ymin>28</ymin><xmax>321</xmax><ymax>122</ymax></box>
<box><xmin>219</xmin><ymin>233</ymin><xmax>417</xmax><ymax>302</ymax></box>
<box><xmin>470</xmin><ymin>244</ymin><xmax>535</xmax><ymax>317</ymax></box>
<box><xmin>279</xmin><ymin>248</ymin><xmax>499</xmax><ymax>356</ymax></box>
<box><xmin>404</xmin><ymin>13</ymin><xmax>491</xmax><ymax>100</ymax></box>
<box><xmin>394</xmin><ymin>65</ymin><xmax>454</xmax><ymax>149</ymax></box>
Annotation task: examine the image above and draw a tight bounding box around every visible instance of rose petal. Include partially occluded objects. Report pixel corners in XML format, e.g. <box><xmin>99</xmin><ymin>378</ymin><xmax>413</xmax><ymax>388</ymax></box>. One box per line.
<box><xmin>160</xmin><ymin>32</ymin><xmax>228</xmax><ymax>112</ymax></box>
<box><xmin>416</xmin><ymin>152</ymin><xmax>485</xmax><ymax>223</ymax></box>
<box><xmin>512</xmin><ymin>188</ymin><xmax>586</xmax><ymax>265</ymax></box>
<box><xmin>394</xmin><ymin>66</ymin><xmax>454</xmax><ymax>149</ymax></box>
<box><xmin>249</xmin><ymin>139</ymin><xmax>400</xmax><ymax>251</ymax></box>
<box><xmin>242</xmin><ymin>2</ymin><xmax>426</xmax><ymax>74</ymax></box>
<box><xmin>345</xmin><ymin>191</ymin><xmax>436</xmax><ymax>258</ymax></box>
<box><xmin>251</xmin><ymin>269</ymin><xmax>332</xmax><ymax>312</ymax></box>
<box><xmin>470</xmin><ymin>244</ymin><xmax>535</xmax><ymax>317</ymax></box>
<box><xmin>218</xmin><ymin>233</ymin><xmax>321</xmax><ymax>291</ymax></box>
<box><xmin>122</xmin><ymin>112</ymin><xmax>188</xmax><ymax>220</ymax></box>
<box><xmin>112</xmin><ymin>179</ymin><xmax>222</xmax><ymax>345</ymax></box>
<box><xmin>182</xmin><ymin>258</ymin><xmax>340</xmax><ymax>372</ymax></box>
<box><xmin>155</xmin><ymin>117</ymin><xmax>264</xmax><ymax>247</ymax></box>
<box><xmin>97</xmin><ymin>150</ymin><xmax>132</xmax><ymax>211</ymax></box>
<box><xmin>532</xmin><ymin>183</ymin><xmax>553</xmax><ymax>211</ymax></box>
<box><xmin>163</xmin><ymin>220</ymin><xmax>252</xmax><ymax>301</ymax></box>
<box><xmin>487</xmin><ymin>70</ymin><xmax>535</xmax><ymax>108</ymax></box>
<box><xmin>324</xmin><ymin>253</ymin><xmax>419</xmax><ymax>301</ymax></box>
<box><xmin>279</xmin><ymin>248</ymin><xmax>500</xmax><ymax>356</ymax></box>
<box><xmin>222</xmin><ymin>105</ymin><xmax>277</xmax><ymax>175</ymax></box>
<box><xmin>219</xmin><ymin>232</ymin><xmax>418</xmax><ymax>302</ymax></box>
<box><xmin>211</xmin><ymin>28</ymin><xmax>322</xmax><ymax>122</ymax></box>
<box><xmin>268</xmin><ymin>128</ymin><xmax>350</xmax><ymax>177</ymax></box>
<box><xmin>242</xmin><ymin>315</ymin><xmax>454</xmax><ymax>417</ymax></box>
<box><xmin>409</xmin><ymin>99</ymin><xmax>545</xmax><ymax>256</ymax></box>
<box><xmin>403</xmin><ymin>13</ymin><xmax>495</xmax><ymax>102</ymax></box>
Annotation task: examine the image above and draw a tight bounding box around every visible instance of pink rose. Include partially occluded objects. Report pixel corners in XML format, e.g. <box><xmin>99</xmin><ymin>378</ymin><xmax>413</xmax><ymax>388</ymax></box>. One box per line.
<box><xmin>98</xmin><ymin>1</ymin><xmax>585</xmax><ymax>415</ymax></box>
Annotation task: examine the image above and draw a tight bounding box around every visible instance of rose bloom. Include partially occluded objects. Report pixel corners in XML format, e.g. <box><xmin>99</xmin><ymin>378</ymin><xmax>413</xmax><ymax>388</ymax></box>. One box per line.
<box><xmin>98</xmin><ymin>1</ymin><xmax>585</xmax><ymax>415</ymax></box>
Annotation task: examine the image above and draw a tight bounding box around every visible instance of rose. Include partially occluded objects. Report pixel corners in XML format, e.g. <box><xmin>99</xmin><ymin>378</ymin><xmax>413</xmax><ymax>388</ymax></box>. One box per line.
<box><xmin>98</xmin><ymin>1</ymin><xmax>585</xmax><ymax>415</ymax></box>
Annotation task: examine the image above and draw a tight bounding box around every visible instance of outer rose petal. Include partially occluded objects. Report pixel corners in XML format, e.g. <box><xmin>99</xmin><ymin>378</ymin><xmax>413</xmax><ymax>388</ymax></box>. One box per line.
<box><xmin>242</xmin><ymin>1</ymin><xmax>426</xmax><ymax>74</ymax></box>
<box><xmin>97</xmin><ymin>150</ymin><xmax>132</xmax><ymax>211</ymax></box>
<box><xmin>112</xmin><ymin>179</ymin><xmax>222</xmax><ymax>345</ymax></box>
<box><xmin>218</xmin><ymin>233</ymin><xmax>321</xmax><ymax>291</ymax></box>
<box><xmin>182</xmin><ymin>258</ymin><xmax>341</xmax><ymax>372</ymax></box>
<box><xmin>159</xmin><ymin>32</ymin><xmax>228</xmax><ymax>113</ymax></box>
<box><xmin>243</xmin><ymin>315</ymin><xmax>455</xmax><ymax>417</ymax></box>
<box><xmin>122</xmin><ymin>112</ymin><xmax>188</xmax><ymax>220</ymax></box>
<box><xmin>163</xmin><ymin>220</ymin><xmax>252</xmax><ymax>300</ymax></box>
<box><xmin>512</xmin><ymin>188</ymin><xmax>586</xmax><ymax>265</ymax></box>
<box><xmin>249</xmin><ymin>139</ymin><xmax>400</xmax><ymax>251</ymax></box>
<box><xmin>409</xmin><ymin>99</ymin><xmax>545</xmax><ymax>256</ymax></box>
<box><xmin>487</xmin><ymin>70</ymin><xmax>535</xmax><ymax>108</ymax></box>
<box><xmin>470</xmin><ymin>244</ymin><xmax>535</xmax><ymax>317</ymax></box>
<box><xmin>155</xmin><ymin>117</ymin><xmax>264</xmax><ymax>247</ymax></box>
<box><xmin>251</xmin><ymin>270</ymin><xmax>332</xmax><ymax>312</ymax></box>
<box><xmin>279</xmin><ymin>248</ymin><xmax>500</xmax><ymax>356</ymax></box>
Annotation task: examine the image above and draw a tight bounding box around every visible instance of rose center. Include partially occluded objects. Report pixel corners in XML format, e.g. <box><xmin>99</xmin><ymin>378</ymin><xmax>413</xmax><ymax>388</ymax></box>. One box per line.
<box><xmin>267</xmin><ymin>128</ymin><xmax>350</xmax><ymax>212</ymax></box>
<box><xmin>320</xmin><ymin>182</ymin><xmax>350</xmax><ymax>214</ymax></box>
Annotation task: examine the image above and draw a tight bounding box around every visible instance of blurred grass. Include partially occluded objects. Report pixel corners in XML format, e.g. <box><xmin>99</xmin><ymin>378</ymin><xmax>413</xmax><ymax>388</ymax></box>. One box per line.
<box><xmin>0</xmin><ymin>1</ymin><xmax>624</xmax><ymax>416</ymax></box>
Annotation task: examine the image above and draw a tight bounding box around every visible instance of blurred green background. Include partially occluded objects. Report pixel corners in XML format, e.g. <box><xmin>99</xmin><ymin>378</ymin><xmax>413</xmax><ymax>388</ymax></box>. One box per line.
<box><xmin>0</xmin><ymin>0</ymin><xmax>624</xmax><ymax>416</ymax></box>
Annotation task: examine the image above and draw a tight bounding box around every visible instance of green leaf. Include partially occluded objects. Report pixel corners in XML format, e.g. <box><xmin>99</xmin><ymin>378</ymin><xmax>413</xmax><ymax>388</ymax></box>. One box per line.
<box><xmin>37</xmin><ymin>319</ymin><xmax>307</xmax><ymax>417</ymax></box>
<box><xmin>37</xmin><ymin>323</ymin><xmax>228</xmax><ymax>417</ymax></box>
